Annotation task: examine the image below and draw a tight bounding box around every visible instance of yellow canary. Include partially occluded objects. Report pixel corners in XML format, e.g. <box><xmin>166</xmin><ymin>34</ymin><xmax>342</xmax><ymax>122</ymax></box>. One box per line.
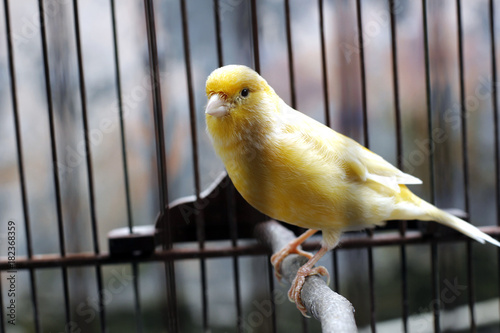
<box><xmin>205</xmin><ymin>65</ymin><xmax>500</xmax><ymax>316</ymax></box>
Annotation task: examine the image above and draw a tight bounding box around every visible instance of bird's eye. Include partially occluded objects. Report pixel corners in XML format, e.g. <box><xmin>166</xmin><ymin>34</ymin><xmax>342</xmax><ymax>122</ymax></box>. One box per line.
<box><xmin>240</xmin><ymin>88</ymin><xmax>249</xmax><ymax>98</ymax></box>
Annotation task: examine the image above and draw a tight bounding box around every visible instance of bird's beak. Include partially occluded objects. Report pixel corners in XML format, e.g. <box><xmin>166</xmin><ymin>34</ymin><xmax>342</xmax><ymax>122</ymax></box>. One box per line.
<box><xmin>205</xmin><ymin>94</ymin><xmax>229</xmax><ymax>117</ymax></box>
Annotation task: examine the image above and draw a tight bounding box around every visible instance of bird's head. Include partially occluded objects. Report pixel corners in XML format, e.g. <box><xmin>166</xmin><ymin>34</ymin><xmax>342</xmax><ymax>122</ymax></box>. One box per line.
<box><xmin>205</xmin><ymin>65</ymin><xmax>277</xmax><ymax>120</ymax></box>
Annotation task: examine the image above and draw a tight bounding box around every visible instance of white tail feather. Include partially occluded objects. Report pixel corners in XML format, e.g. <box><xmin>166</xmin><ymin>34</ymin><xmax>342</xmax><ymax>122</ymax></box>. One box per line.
<box><xmin>428</xmin><ymin>206</ymin><xmax>500</xmax><ymax>247</ymax></box>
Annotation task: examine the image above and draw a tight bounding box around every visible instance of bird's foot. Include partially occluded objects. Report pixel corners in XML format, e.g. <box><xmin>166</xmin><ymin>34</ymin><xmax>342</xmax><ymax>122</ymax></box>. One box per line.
<box><xmin>271</xmin><ymin>245</ymin><xmax>313</xmax><ymax>281</ymax></box>
<box><xmin>288</xmin><ymin>265</ymin><xmax>330</xmax><ymax>317</ymax></box>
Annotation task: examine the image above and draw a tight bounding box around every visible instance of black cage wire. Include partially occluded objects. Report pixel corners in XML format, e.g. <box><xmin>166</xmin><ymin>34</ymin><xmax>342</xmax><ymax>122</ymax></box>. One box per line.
<box><xmin>1</xmin><ymin>0</ymin><xmax>500</xmax><ymax>332</ymax></box>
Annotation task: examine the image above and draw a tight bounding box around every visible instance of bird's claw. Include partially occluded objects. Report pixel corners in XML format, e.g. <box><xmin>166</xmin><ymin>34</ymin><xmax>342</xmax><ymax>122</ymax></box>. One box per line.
<box><xmin>288</xmin><ymin>265</ymin><xmax>330</xmax><ymax>317</ymax></box>
<box><xmin>271</xmin><ymin>246</ymin><xmax>313</xmax><ymax>282</ymax></box>
<box><xmin>270</xmin><ymin>251</ymin><xmax>285</xmax><ymax>281</ymax></box>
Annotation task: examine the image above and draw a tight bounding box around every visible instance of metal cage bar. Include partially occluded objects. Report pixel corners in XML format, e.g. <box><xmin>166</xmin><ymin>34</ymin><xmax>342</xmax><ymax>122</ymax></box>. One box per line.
<box><xmin>109</xmin><ymin>1</ymin><xmax>143</xmax><ymax>331</ymax></box>
<box><xmin>3</xmin><ymin>0</ymin><xmax>41</xmax><ymax>332</ymax></box>
<box><xmin>250</xmin><ymin>3</ymin><xmax>279</xmax><ymax>332</ymax></box>
<box><xmin>318</xmin><ymin>0</ymin><xmax>330</xmax><ymax>129</ymax></box>
<box><xmin>179</xmin><ymin>0</ymin><xmax>211</xmax><ymax>330</ymax></box>
<box><xmin>143</xmin><ymin>0</ymin><xmax>169</xmax><ymax>241</ymax></box>
<box><xmin>36</xmin><ymin>3</ymin><xmax>61</xmax><ymax>333</ymax></box>
<box><xmin>211</xmin><ymin>2</ymin><xmax>245</xmax><ymax>332</ymax></box>
<box><xmin>319</xmin><ymin>0</ymin><xmax>340</xmax><ymax>301</ymax></box>
<box><xmin>70</xmin><ymin>1</ymin><xmax>109</xmax><ymax>331</ymax></box>
<box><xmin>354</xmin><ymin>1</ymin><xmax>377</xmax><ymax>331</ymax></box>
<box><xmin>266</xmin><ymin>254</ymin><xmax>278</xmax><ymax>333</ymax></box>
<box><xmin>142</xmin><ymin>0</ymin><xmax>178</xmax><ymax>331</ymax></box>
<box><xmin>420</xmin><ymin>1</ymin><xmax>441</xmax><ymax>331</ymax></box>
<box><xmin>0</xmin><ymin>277</ymin><xmax>4</xmax><ymax>332</ymax></box>
<box><xmin>282</xmin><ymin>3</ymin><xmax>308</xmax><ymax>332</ymax></box>
<box><xmin>249</xmin><ymin>4</ymin><xmax>280</xmax><ymax>333</ymax></box>
<box><xmin>250</xmin><ymin>0</ymin><xmax>260</xmax><ymax>74</ymax></box>
<box><xmin>431</xmin><ymin>239</ymin><xmax>440</xmax><ymax>332</ymax></box>
<box><xmin>387</xmin><ymin>1</ymin><xmax>410</xmax><ymax>331</ymax></box>
<box><xmin>110</xmin><ymin>0</ymin><xmax>133</xmax><ymax>237</ymax></box>
<box><xmin>488</xmin><ymin>0</ymin><xmax>500</xmax><ymax>330</ymax></box>
<box><xmin>490</xmin><ymin>0</ymin><xmax>500</xmax><ymax>327</ymax></box>
<box><xmin>455</xmin><ymin>1</ymin><xmax>476</xmax><ymax>331</ymax></box>
<box><xmin>228</xmin><ymin>181</ymin><xmax>243</xmax><ymax>333</ymax></box>
<box><xmin>455</xmin><ymin>0</ymin><xmax>471</xmax><ymax>228</ymax></box>
<box><xmin>213</xmin><ymin>0</ymin><xmax>224</xmax><ymax>68</ymax></box>
<box><xmin>212</xmin><ymin>2</ymin><xmax>245</xmax><ymax>332</ymax></box>
<box><xmin>284</xmin><ymin>0</ymin><xmax>296</xmax><ymax>110</ymax></box>
<box><xmin>421</xmin><ymin>0</ymin><xmax>435</xmax><ymax>202</ymax></box>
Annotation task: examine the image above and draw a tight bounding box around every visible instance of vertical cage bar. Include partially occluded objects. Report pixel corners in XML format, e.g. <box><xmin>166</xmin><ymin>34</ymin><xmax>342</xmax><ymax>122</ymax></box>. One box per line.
<box><xmin>266</xmin><ymin>258</ymin><xmax>277</xmax><ymax>333</ymax></box>
<box><xmin>179</xmin><ymin>0</ymin><xmax>209</xmax><ymax>330</ymax></box>
<box><xmin>431</xmin><ymin>240</ymin><xmax>440</xmax><ymax>332</ymax></box>
<box><xmin>143</xmin><ymin>1</ymin><xmax>168</xmax><ymax>217</ymax></box>
<box><xmin>71</xmin><ymin>0</ymin><xmax>99</xmax><ymax>260</ymax></box>
<box><xmin>225</xmin><ymin>135</ymin><xmax>243</xmax><ymax>330</ymax></box>
<box><xmin>283</xmin><ymin>3</ymin><xmax>305</xmax><ymax>331</ymax></box>
<box><xmin>38</xmin><ymin>0</ymin><xmax>69</xmax><ymax>331</ymax></box>
<box><xmin>58</xmin><ymin>187</ymin><xmax>71</xmax><ymax>324</ymax></box>
<box><xmin>179</xmin><ymin>1</ymin><xmax>201</xmax><ymax>210</ymax></box>
<box><xmin>465</xmin><ymin>240</ymin><xmax>475</xmax><ymax>329</ymax></box>
<box><xmin>131</xmin><ymin>264</ymin><xmax>142</xmax><ymax>333</ymax></box>
<box><xmin>3</xmin><ymin>0</ymin><xmax>30</xmax><ymax>256</ymax></box>
<box><xmin>491</xmin><ymin>0</ymin><xmax>500</xmax><ymax>227</ymax></box>
<box><xmin>110</xmin><ymin>0</ymin><xmax>134</xmax><ymax>235</ymax></box>
<box><xmin>0</xmin><ymin>278</ymin><xmax>4</xmax><ymax>332</ymax></box>
<box><xmin>71</xmin><ymin>1</ymin><xmax>109</xmax><ymax>331</ymax></box>
<box><xmin>73</xmin><ymin>0</ymin><xmax>100</xmax><ymax>254</ymax></box>
<box><xmin>109</xmin><ymin>1</ymin><xmax>142</xmax><ymax>331</ymax></box>
<box><xmin>3</xmin><ymin>0</ymin><xmax>41</xmax><ymax>331</ymax></box>
<box><xmin>228</xmin><ymin>185</ymin><xmax>243</xmax><ymax>332</ymax></box>
<box><xmin>389</xmin><ymin>0</ymin><xmax>403</xmax><ymax>171</ymax></box>
<box><xmin>421</xmin><ymin>0</ymin><xmax>435</xmax><ymax>202</ymax></box>
<box><xmin>355</xmin><ymin>0</ymin><xmax>376</xmax><ymax>331</ymax></box>
<box><xmin>490</xmin><ymin>0</ymin><xmax>500</xmax><ymax>327</ymax></box>
<box><xmin>318</xmin><ymin>0</ymin><xmax>330</xmax><ymax>128</ymax></box>
<box><xmin>399</xmin><ymin>222</ymin><xmax>409</xmax><ymax>330</ymax></box>
<box><xmin>356</xmin><ymin>0</ymin><xmax>368</xmax><ymax>146</ymax></box>
<box><xmin>319</xmin><ymin>0</ymin><xmax>340</xmax><ymax>296</ymax></box>
<box><xmin>455</xmin><ymin>0</ymin><xmax>471</xmax><ymax>224</ymax></box>
<box><xmin>332</xmin><ymin>249</ymin><xmax>340</xmax><ymax>292</ymax></box>
<box><xmin>366</xmin><ymin>245</ymin><xmax>376</xmax><ymax>333</ymax></box>
<box><xmin>212</xmin><ymin>1</ymin><xmax>243</xmax><ymax>331</ymax></box>
<box><xmin>213</xmin><ymin>0</ymin><xmax>224</xmax><ymax>67</ymax></box>
<box><xmin>250</xmin><ymin>0</ymin><xmax>260</xmax><ymax>73</ymax></box>
<box><xmin>301</xmin><ymin>314</ymin><xmax>309</xmax><ymax>332</ymax></box>
<box><xmin>455</xmin><ymin>1</ymin><xmax>476</xmax><ymax>330</ymax></box>
<box><xmin>388</xmin><ymin>0</ymin><xmax>409</xmax><ymax>331</ymax></box>
<box><xmin>421</xmin><ymin>1</ymin><xmax>440</xmax><ymax>331</ymax></box>
<box><xmin>143</xmin><ymin>0</ymin><xmax>178</xmax><ymax>331</ymax></box>
<box><xmin>284</xmin><ymin>0</ymin><xmax>296</xmax><ymax>108</ymax></box>
<box><xmin>250</xmin><ymin>4</ymin><xmax>277</xmax><ymax>331</ymax></box>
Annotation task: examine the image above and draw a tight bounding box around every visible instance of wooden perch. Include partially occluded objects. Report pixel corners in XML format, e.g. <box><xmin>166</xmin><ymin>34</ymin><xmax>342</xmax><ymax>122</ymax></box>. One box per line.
<box><xmin>255</xmin><ymin>220</ymin><xmax>357</xmax><ymax>333</ymax></box>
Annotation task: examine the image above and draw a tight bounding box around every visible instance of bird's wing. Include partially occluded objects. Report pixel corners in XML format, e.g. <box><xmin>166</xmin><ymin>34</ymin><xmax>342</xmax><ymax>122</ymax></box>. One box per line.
<box><xmin>282</xmin><ymin>105</ymin><xmax>422</xmax><ymax>193</ymax></box>
<box><xmin>347</xmin><ymin>144</ymin><xmax>422</xmax><ymax>192</ymax></box>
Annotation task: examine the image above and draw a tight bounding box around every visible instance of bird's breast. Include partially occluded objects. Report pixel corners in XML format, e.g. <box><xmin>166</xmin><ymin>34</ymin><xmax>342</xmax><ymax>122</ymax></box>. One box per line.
<box><xmin>208</xmin><ymin>120</ymin><xmax>394</xmax><ymax>231</ymax></box>
<box><xmin>215</xmin><ymin>136</ymin><xmax>340</xmax><ymax>229</ymax></box>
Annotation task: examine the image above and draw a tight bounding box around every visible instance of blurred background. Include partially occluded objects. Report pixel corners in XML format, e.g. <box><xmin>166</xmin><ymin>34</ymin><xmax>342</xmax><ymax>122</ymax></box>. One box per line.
<box><xmin>1</xmin><ymin>0</ymin><xmax>500</xmax><ymax>332</ymax></box>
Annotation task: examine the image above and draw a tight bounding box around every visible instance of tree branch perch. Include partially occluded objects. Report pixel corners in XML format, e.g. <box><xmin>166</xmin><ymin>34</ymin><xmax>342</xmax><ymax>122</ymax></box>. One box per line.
<box><xmin>255</xmin><ymin>220</ymin><xmax>357</xmax><ymax>333</ymax></box>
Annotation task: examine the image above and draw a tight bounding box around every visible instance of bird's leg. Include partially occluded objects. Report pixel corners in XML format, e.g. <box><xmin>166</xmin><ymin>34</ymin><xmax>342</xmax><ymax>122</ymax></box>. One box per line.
<box><xmin>270</xmin><ymin>229</ymin><xmax>318</xmax><ymax>281</ymax></box>
<box><xmin>288</xmin><ymin>245</ymin><xmax>330</xmax><ymax>317</ymax></box>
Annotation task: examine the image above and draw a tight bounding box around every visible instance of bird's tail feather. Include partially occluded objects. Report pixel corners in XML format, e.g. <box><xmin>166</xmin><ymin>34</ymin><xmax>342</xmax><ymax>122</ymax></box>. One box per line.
<box><xmin>394</xmin><ymin>186</ymin><xmax>500</xmax><ymax>247</ymax></box>
<box><xmin>425</xmin><ymin>203</ymin><xmax>500</xmax><ymax>247</ymax></box>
